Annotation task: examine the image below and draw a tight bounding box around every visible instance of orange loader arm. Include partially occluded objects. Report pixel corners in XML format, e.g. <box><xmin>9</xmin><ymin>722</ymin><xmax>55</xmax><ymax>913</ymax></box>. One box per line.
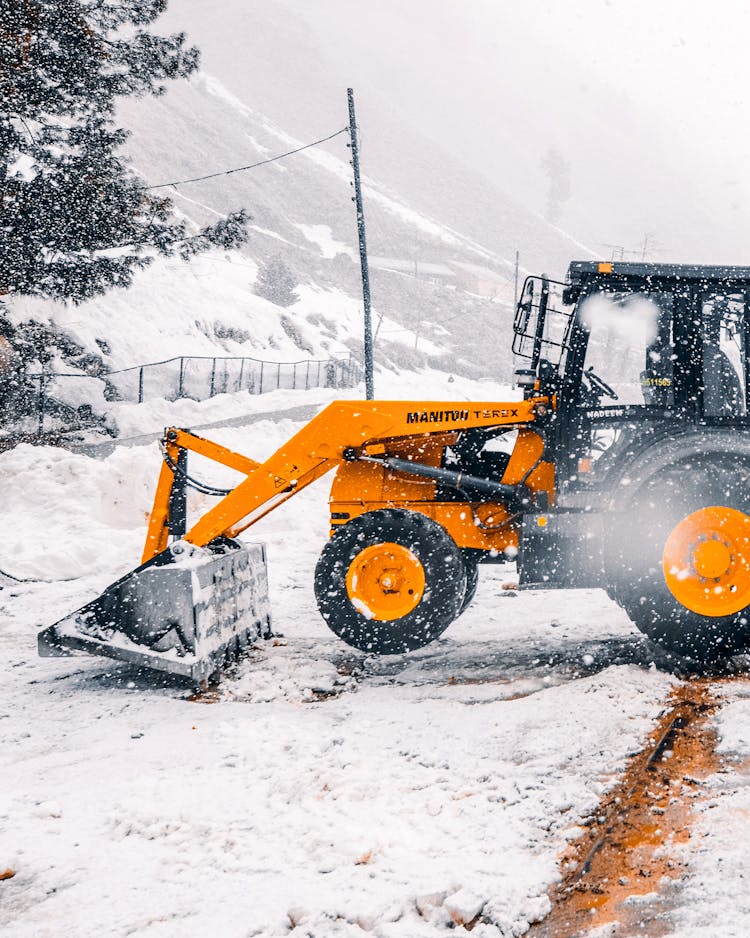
<box><xmin>142</xmin><ymin>397</ymin><xmax>548</xmax><ymax>564</ymax></box>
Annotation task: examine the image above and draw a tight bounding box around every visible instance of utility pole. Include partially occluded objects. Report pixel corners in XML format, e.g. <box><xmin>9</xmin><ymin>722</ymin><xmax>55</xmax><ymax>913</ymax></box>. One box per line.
<box><xmin>347</xmin><ymin>88</ymin><xmax>374</xmax><ymax>400</ymax></box>
<box><xmin>640</xmin><ymin>232</ymin><xmax>652</xmax><ymax>261</ymax></box>
<box><xmin>601</xmin><ymin>243</ymin><xmax>627</xmax><ymax>261</ymax></box>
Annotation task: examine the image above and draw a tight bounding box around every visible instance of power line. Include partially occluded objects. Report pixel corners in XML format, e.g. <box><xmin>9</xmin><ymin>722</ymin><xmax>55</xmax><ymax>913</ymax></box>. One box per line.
<box><xmin>147</xmin><ymin>127</ymin><xmax>350</xmax><ymax>190</ymax></box>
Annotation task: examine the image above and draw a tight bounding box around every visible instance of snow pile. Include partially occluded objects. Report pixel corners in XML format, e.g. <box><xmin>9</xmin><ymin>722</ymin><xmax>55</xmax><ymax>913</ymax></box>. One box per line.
<box><xmin>109</xmin><ymin>385</ymin><xmax>339</xmax><ymax>440</ymax></box>
<box><xmin>0</xmin><ymin>441</ymin><xmax>157</xmax><ymax>582</ymax></box>
<box><xmin>229</xmin><ymin>639</ymin><xmax>353</xmax><ymax>703</ymax></box>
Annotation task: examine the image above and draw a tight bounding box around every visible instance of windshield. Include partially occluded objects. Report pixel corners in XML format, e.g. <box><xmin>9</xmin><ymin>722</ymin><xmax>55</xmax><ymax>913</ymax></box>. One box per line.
<box><xmin>579</xmin><ymin>290</ymin><xmax>674</xmax><ymax>406</ymax></box>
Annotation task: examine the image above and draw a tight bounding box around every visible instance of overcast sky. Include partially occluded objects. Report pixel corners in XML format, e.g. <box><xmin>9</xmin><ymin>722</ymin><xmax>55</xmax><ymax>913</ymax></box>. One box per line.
<box><xmin>164</xmin><ymin>0</ymin><xmax>750</xmax><ymax>263</ymax></box>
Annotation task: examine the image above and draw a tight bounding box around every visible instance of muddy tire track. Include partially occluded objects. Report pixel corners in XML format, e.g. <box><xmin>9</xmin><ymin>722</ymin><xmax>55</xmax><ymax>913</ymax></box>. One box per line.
<box><xmin>529</xmin><ymin>678</ymin><xmax>724</xmax><ymax>937</ymax></box>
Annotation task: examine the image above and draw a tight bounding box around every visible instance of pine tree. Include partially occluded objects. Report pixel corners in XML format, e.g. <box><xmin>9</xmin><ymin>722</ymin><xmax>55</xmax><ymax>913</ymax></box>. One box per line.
<box><xmin>254</xmin><ymin>256</ymin><xmax>300</xmax><ymax>308</ymax></box>
<box><xmin>540</xmin><ymin>146</ymin><xmax>571</xmax><ymax>225</ymax></box>
<box><xmin>0</xmin><ymin>0</ymin><xmax>249</xmax><ymax>303</ymax></box>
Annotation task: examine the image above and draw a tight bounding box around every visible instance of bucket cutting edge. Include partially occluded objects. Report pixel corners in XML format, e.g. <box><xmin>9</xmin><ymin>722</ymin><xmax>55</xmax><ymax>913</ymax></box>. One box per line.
<box><xmin>37</xmin><ymin>539</ymin><xmax>272</xmax><ymax>683</ymax></box>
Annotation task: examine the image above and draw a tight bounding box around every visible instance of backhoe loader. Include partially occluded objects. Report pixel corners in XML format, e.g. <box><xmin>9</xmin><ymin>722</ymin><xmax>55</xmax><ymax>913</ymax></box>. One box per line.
<box><xmin>39</xmin><ymin>261</ymin><xmax>750</xmax><ymax>679</ymax></box>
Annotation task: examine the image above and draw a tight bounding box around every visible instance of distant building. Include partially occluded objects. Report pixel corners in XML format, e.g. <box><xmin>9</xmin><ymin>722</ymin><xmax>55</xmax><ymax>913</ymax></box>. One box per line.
<box><xmin>369</xmin><ymin>257</ymin><xmax>457</xmax><ymax>287</ymax></box>
<box><xmin>450</xmin><ymin>262</ymin><xmax>510</xmax><ymax>299</ymax></box>
<box><xmin>369</xmin><ymin>255</ymin><xmax>512</xmax><ymax>299</ymax></box>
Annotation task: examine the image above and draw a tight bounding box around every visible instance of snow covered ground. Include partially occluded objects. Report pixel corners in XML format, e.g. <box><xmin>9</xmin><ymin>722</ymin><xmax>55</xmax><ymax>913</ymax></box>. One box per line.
<box><xmin>3</xmin><ymin>376</ymin><xmax>750</xmax><ymax>937</ymax></box>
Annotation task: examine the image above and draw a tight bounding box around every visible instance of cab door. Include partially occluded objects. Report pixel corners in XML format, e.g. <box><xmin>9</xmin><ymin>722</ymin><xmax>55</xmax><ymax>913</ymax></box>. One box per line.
<box><xmin>699</xmin><ymin>289</ymin><xmax>748</xmax><ymax>420</ymax></box>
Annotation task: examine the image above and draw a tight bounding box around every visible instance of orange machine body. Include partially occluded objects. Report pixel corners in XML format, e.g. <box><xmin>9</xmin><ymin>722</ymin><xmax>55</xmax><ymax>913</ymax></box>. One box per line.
<box><xmin>142</xmin><ymin>398</ymin><xmax>554</xmax><ymax>564</ymax></box>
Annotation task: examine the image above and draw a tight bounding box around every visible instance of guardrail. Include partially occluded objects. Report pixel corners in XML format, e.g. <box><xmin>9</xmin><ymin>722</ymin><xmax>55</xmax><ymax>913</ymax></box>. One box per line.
<box><xmin>16</xmin><ymin>352</ymin><xmax>362</xmax><ymax>435</ymax></box>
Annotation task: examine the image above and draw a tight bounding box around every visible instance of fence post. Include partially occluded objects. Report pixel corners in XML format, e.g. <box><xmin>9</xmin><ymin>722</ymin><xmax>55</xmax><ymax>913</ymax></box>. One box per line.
<box><xmin>292</xmin><ymin>363</ymin><xmax>297</xmax><ymax>390</ymax></box>
<box><xmin>138</xmin><ymin>366</ymin><xmax>144</xmax><ymax>404</ymax></box>
<box><xmin>238</xmin><ymin>358</ymin><xmax>245</xmax><ymax>391</ymax></box>
<box><xmin>305</xmin><ymin>360</ymin><xmax>310</xmax><ymax>390</ymax></box>
<box><xmin>317</xmin><ymin>360</ymin><xmax>321</xmax><ymax>387</ymax></box>
<box><xmin>276</xmin><ymin>362</ymin><xmax>281</xmax><ymax>390</ymax></box>
<box><xmin>178</xmin><ymin>358</ymin><xmax>185</xmax><ymax>398</ymax></box>
<box><xmin>209</xmin><ymin>358</ymin><xmax>216</xmax><ymax>397</ymax></box>
<box><xmin>259</xmin><ymin>361</ymin><xmax>264</xmax><ymax>394</ymax></box>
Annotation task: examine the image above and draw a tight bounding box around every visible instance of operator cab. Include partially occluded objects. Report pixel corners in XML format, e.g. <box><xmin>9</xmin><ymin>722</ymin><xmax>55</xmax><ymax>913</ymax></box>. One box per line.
<box><xmin>513</xmin><ymin>261</ymin><xmax>750</xmax><ymax>487</ymax></box>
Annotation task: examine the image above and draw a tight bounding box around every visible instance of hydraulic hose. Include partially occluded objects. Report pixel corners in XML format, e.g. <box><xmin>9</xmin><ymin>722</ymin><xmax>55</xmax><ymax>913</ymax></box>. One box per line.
<box><xmin>358</xmin><ymin>454</ymin><xmax>532</xmax><ymax>510</ymax></box>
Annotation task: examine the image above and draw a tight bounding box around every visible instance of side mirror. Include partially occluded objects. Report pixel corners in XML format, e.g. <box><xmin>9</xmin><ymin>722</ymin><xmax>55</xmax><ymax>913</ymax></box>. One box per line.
<box><xmin>516</xmin><ymin>281</ymin><xmax>535</xmax><ymax>329</ymax></box>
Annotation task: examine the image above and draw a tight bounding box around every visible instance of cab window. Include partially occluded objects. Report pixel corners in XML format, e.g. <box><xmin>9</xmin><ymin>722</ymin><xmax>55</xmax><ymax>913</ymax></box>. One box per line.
<box><xmin>700</xmin><ymin>292</ymin><xmax>747</xmax><ymax>417</ymax></box>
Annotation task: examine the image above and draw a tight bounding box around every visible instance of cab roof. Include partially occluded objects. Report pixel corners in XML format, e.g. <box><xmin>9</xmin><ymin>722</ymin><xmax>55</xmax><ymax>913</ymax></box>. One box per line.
<box><xmin>567</xmin><ymin>260</ymin><xmax>750</xmax><ymax>285</ymax></box>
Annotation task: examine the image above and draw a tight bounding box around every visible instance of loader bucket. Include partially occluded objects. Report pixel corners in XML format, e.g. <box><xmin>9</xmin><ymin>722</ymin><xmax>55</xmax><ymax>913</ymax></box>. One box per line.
<box><xmin>38</xmin><ymin>539</ymin><xmax>272</xmax><ymax>684</ymax></box>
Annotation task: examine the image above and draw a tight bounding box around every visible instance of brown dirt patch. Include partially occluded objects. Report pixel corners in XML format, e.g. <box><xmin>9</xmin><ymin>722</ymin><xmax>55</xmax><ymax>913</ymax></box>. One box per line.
<box><xmin>186</xmin><ymin>683</ymin><xmax>224</xmax><ymax>704</ymax></box>
<box><xmin>529</xmin><ymin>678</ymin><xmax>723</xmax><ymax>937</ymax></box>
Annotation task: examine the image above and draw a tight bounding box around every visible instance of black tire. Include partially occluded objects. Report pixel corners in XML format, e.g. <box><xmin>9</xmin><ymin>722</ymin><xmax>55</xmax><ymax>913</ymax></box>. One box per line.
<box><xmin>610</xmin><ymin>458</ymin><xmax>750</xmax><ymax>660</ymax></box>
<box><xmin>314</xmin><ymin>509</ymin><xmax>467</xmax><ymax>654</ymax></box>
<box><xmin>458</xmin><ymin>555</ymin><xmax>480</xmax><ymax>615</ymax></box>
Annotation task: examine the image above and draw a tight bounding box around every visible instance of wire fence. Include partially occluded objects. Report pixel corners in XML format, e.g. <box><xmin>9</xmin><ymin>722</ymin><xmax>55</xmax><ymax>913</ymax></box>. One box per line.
<box><xmin>16</xmin><ymin>352</ymin><xmax>361</xmax><ymax>436</ymax></box>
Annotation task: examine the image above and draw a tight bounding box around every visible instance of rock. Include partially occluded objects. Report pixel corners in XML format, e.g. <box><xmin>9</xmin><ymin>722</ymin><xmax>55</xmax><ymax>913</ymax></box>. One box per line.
<box><xmin>444</xmin><ymin>887</ymin><xmax>485</xmax><ymax>926</ymax></box>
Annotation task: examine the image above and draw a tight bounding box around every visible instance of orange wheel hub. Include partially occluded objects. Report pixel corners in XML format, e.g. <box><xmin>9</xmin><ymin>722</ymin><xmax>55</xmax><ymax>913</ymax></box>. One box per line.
<box><xmin>662</xmin><ymin>506</ymin><xmax>750</xmax><ymax>616</ymax></box>
<box><xmin>345</xmin><ymin>542</ymin><xmax>425</xmax><ymax>621</ymax></box>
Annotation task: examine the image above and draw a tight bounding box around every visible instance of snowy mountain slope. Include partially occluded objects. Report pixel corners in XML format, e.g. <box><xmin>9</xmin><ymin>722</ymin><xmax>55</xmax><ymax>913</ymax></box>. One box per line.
<box><xmin>115</xmin><ymin>69</ymin><xmax>592</xmax><ymax>377</ymax></box>
<box><xmin>4</xmin><ymin>64</ymin><xmax>595</xmax><ymax>409</ymax></box>
<box><xmin>166</xmin><ymin>0</ymin><xmax>749</xmax><ymax>265</ymax></box>
<box><xmin>159</xmin><ymin>0</ymin><xmax>606</xmax><ymax>265</ymax></box>
<box><xmin>124</xmin><ymin>68</ymin><xmax>591</xmax><ymax>275</ymax></box>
